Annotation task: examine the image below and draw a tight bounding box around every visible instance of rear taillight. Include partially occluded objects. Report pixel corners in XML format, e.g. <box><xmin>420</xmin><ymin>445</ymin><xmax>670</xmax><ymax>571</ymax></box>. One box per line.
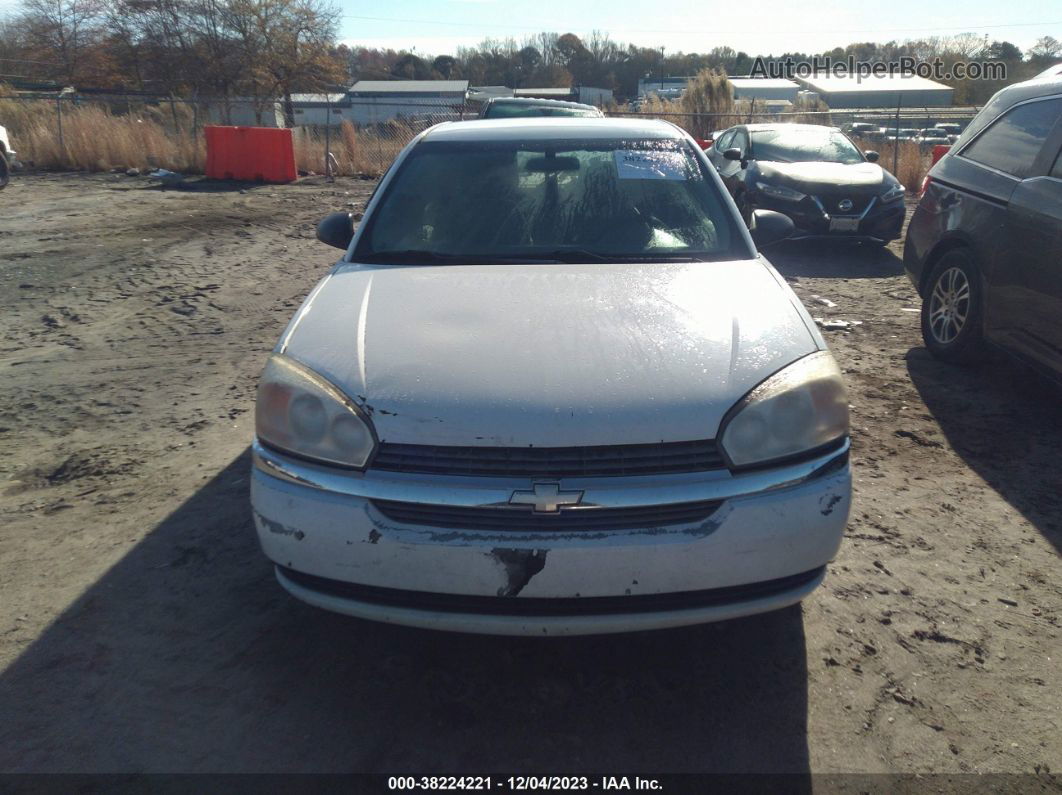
<box><xmin>919</xmin><ymin>175</ymin><xmax>933</xmax><ymax>198</ymax></box>
<box><xmin>697</xmin><ymin>138</ymin><xmax>713</xmax><ymax>150</ymax></box>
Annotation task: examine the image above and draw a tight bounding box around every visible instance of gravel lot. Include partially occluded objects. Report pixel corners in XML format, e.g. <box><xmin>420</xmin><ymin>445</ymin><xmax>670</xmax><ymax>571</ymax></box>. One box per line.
<box><xmin>0</xmin><ymin>173</ymin><xmax>1059</xmax><ymax>776</ymax></box>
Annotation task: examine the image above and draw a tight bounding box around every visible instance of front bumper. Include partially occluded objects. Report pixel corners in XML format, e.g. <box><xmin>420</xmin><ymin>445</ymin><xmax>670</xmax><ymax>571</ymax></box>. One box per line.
<box><xmin>755</xmin><ymin>192</ymin><xmax>905</xmax><ymax>242</ymax></box>
<box><xmin>250</xmin><ymin>439</ymin><xmax>851</xmax><ymax>635</ymax></box>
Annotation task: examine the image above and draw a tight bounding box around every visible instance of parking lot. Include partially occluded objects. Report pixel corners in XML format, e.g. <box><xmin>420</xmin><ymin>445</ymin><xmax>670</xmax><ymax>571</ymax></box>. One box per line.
<box><xmin>0</xmin><ymin>172</ymin><xmax>1059</xmax><ymax>774</ymax></box>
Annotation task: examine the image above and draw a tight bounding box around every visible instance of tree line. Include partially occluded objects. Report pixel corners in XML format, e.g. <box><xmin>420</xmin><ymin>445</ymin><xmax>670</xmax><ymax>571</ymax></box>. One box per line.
<box><xmin>1</xmin><ymin>0</ymin><xmax>1059</xmax><ymax>106</ymax></box>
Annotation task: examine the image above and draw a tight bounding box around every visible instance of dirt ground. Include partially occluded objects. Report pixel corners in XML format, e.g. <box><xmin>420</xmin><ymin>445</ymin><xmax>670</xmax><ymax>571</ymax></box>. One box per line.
<box><xmin>0</xmin><ymin>173</ymin><xmax>1059</xmax><ymax>778</ymax></box>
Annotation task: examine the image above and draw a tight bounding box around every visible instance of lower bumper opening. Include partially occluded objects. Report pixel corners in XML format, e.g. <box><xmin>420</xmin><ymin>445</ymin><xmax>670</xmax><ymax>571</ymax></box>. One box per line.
<box><xmin>276</xmin><ymin>565</ymin><xmax>827</xmax><ymax>617</ymax></box>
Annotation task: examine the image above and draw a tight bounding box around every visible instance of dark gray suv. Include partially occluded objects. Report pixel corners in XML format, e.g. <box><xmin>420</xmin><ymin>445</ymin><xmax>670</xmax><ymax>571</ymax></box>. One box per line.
<box><xmin>903</xmin><ymin>76</ymin><xmax>1062</xmax><ymax>378</ymax></box>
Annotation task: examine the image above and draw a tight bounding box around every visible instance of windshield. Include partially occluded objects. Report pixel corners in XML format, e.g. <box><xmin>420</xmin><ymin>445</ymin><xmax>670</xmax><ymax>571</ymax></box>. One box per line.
<box><xmin>355</xmin><ymin>138</ymin><xmax>748</xmax><ymax>263</ymax></box>
<box><xmin>751</xmin><ymin>128</ymin><xmax>865</xmax><ymax>164</ymax></box>
<box><xmin>485</xmin><ymin>103</ymin><xmax>601</xmax><ymax>118</ymax></box>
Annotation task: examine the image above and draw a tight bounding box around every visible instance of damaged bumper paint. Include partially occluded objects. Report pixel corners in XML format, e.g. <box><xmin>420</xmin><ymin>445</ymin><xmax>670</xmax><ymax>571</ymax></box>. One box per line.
<box><xmin>250</xmin><ymin>438</ymin><xmax>851</xmax><ymax>635</ymax></box>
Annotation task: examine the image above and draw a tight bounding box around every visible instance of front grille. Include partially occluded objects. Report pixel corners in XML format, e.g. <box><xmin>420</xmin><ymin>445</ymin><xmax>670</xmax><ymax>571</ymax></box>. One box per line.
<box><xmin>815</xmin><ymin>192</ymin><xmax>875</xmax><ymax>215</ymax></box>
<box><xmin>278</xmin><ymin>565</ymin><xmax>827</xmax><ymax>616</ymax></box>
<box><xmin>372</xmin><ymin>498</ymin><xmax>724</xmax><ymax>533</ymax></box>
<box><xmin>370</xmin><ymin>439</ymin><xmax>726</xmax><ymax>478</ymax></box>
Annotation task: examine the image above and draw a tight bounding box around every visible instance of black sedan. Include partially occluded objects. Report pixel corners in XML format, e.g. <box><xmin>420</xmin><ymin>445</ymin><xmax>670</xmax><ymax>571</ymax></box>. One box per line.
<box><xmin>707</xmin><ymin>123</ymin><xmax>906</xmax><ymax>245</ymax></box>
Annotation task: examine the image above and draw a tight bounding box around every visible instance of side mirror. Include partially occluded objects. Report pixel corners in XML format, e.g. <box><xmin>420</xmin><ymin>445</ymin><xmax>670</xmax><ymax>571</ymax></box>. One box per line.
<box><xmin>723</xmin><ymin>148</ymin><xmax>742</xmax><ymax>161</ymax></box>
<box><xmin>749</xmin><ymin>209</ymin><xmax>794</xmax><ymax>248</ymax></box>
<box><xmin>317</xmin><ymin>212</ymin><xmax>355</xmax><ymax>250</ymax></box>
<box><xmin>864</xmin><ymin>150</ymin><xmax>880</xmax><ymax>163</ymax></box>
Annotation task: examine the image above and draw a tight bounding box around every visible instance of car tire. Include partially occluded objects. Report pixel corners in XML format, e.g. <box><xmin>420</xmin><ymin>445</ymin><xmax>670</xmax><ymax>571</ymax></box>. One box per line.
<box><xmin>920</xmin><ymin>249</ymin><xmax>985</xmax><ymax>364</ymax></box>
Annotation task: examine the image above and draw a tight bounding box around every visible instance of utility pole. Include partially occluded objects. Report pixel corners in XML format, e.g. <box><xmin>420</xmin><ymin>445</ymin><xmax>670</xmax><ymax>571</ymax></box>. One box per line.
<box><xmin>893</xmin><ymin>92</ymin><xmax>902</xmax><ymax>176</ymax></box>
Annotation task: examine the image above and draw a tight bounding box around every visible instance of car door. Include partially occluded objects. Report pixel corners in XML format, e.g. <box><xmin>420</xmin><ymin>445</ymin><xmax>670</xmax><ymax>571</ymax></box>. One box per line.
<box><xmin>1006</xmin><ymin>126</ymin><xmax>1062</xmax><ymax>365</ymax></box>
<box><xmin>953</xmin><ymin>95</ymin><xmax>1062</xmax><ymax>361</ymax></box>
<box><xmin>707</xmin><ymin>128</ymin><xmax>735</xmax><ymax>173</ymax></box>
<box><xmin>716</xmin><ymin>128</ymin><xmax>748</xmax><ymax>197</ymax></box>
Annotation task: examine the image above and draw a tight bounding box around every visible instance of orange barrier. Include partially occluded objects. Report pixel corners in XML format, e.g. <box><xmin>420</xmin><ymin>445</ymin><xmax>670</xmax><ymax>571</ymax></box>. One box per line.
<box><xmin>205</xmin><ymin>126</ymin><xmax>297</xmax><ymax>183</ymax></box>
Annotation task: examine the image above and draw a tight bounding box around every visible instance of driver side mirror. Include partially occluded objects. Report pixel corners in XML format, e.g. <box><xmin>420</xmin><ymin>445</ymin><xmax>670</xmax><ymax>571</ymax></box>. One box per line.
<box><xmin>723</xmin><ymin>148</ymin><xmax>743</xmax><ymax>161</ymax></box>
<box><xmin>864</xmin><ymin>150</ymin><xmax>879</xmax><ymax>162</ymax></box>
<box><xmin>317</xmin><ymin>212</ymin><xmax>355</xmax><ymax>250</ymax></box>
<box><xmin>749</xmin><ymin>209</ymin><xmax>794</xmax><ymax>248</ymax></box>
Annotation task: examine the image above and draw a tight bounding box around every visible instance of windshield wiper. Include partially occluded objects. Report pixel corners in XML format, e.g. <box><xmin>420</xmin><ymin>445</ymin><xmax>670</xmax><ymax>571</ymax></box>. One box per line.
<box><xmin>500</xmin><ymin>248</ymin><xmax>709</xmax><ymax>264</ymax></box>
<box><xmin>356</xmin><ymin>250</ymin><xmax>482</xmax><ymax>264</ymax></box>
<box><xmin>356</xmin><ymin>248</ymin><xmax>713</xmax><ymax>265</ymax></box>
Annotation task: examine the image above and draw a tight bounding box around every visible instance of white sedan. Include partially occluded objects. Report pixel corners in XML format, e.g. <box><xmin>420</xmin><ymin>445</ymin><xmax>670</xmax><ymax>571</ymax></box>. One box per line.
<box><xmin>251</xmin><ymin>118</ymin><xmax>851</xmax><ymax>635</ymax></box>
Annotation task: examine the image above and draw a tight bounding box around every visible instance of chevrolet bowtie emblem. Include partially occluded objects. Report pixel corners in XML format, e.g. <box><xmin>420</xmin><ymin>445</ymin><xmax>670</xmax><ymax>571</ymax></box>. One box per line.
<box><xmin>509</xmin><ymin>482</ymin><xmax>584</xmax><ymax>513</ymax></box>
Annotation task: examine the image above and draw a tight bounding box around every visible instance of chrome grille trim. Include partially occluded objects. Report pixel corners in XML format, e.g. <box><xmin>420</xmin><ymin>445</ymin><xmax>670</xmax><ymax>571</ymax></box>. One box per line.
<box><xmin>370</xmin><ymin>439</ymin><xmax>727</xmax><ymax>478</ymax></box>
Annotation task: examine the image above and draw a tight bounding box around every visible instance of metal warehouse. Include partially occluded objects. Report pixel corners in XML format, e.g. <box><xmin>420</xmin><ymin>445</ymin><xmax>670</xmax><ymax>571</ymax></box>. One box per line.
<box><xmin>514</xmin><ymin>86</ymin><xmax>614</xmax><ymax>105</ymax></box>
<box><xmin>793</xmin><ymin>73</ymin><xmax>954</xmax><ymax>108</ymax></box>
<box><xmin>289</xmin><ymin>93</ymin><xmax>350</xmax><ymax>126</ymax></box>
<box><xmin>729</xmin><ymin>78</ymin><xmax>801</xmax><ymax>102</ymax></box>
<box><xmin>346</xmin><ymin>80</ymin><xmax>470</xmax><ymax>124</ymax></box>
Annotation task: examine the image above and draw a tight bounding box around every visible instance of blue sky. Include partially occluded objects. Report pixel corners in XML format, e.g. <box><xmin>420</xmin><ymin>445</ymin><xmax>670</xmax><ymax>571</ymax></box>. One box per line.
<box><xmin>337</xmin><ymin>0</ymin><xmax>1062</xmax><ymax>58</ymax></box>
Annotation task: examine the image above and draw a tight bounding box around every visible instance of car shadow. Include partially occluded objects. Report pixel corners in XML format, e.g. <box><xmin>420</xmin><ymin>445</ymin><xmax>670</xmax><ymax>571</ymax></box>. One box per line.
<box><xmin>0</xmin><ymin>449</ymin><xmax>811</xmax><ymax>777</ymax></box>
<box><xmin>140</xmin><ymin>177</ymin><xmax>277</xmax><ymax>193</ymax></box>
<box><xmin>906</xmin><ymin>347</ymin><xmax>1062</xmax><ymax>554</ymax></box>
<box><xmin>765</xmin><ymin>238</ymin><xmax>904</xmax><ymax>279</ymax></box>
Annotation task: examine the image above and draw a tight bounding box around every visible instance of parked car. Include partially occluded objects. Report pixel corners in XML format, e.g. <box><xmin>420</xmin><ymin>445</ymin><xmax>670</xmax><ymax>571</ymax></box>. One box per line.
<box><xmin>0</xmin><ymin>124</ymin><xmax>14</xmax><ymax>189</ymax></box>
<box><xmin>479</xmin><ymin>97</ymin><xmax>604</xmax><ymax>119</ymax></box>
<box><xmin>915</xmin><ymin>135</ymin><xmax>952</xmax><ymax>153</ymax></box>
<box><xmin>842</xmin><ymin>122</ymin><xmax>882</xmax><ymax>140</ymax></box>
<box><xmin>706</xmin><ymin>123</ymin><xmax>906</xmax><ymax>244</ymax></box>
<box><xmin>932</xmin><ymin>123</ymin><xmax>963</xmax><ymax>137</ymax></box>
<box><xmin>903</xmin><ymin>75</ymin><xmax>1062</xmax><ymax>376</ymax></box>
<box><xmin>251</xmin><ymin>117</ymin><xmax>852</xmax><ymax>635</ymax></box>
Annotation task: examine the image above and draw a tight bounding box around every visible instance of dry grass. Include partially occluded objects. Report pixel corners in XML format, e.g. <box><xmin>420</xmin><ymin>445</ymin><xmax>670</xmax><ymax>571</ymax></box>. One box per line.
<box><xmin>0</xmin><ymin>90</ymin><xmax>931</xmax><ymax>190</ymax></box>
<box><xmin>859</xmin><ymin>140</ymin><xmax>928</xmax><ymax>191</ymax></box>
<box><xmin>0</xmin><ymin>98</ymin><xmax>205</xmax><ymax>172</ymax></box>
<box><xmin>292</xmin><ymin>121</ymin><xmax>408</xmax><ymax>178</ymax></box>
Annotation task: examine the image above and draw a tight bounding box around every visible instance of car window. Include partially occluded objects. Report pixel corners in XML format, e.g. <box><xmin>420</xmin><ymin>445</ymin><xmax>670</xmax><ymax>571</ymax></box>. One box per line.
<box><xmin>961</xmin><ymin>98</ymin><xmax>1062</xmax><ymax>179</ymax></box>
<box><xmin>731</xmin><ymin>130</ymin><xmax>749</xmax><ymax>154</ymax></box>
<box><xmin>715</xmin><ymin>130</ymin><xmax>735</xmax><ymax>151</ymax></box>
<box><xmin>750</xmin><ymin>127</ymin><xmax>864</xmax><ymax>164</ymax></box>
<box><xmin>1052</xmin><ymin>149</ymin><xmax>1062</xmax><ymax>179</ymax></box>
<box><xmin>355</xmin><ymin>138</ymin><xmax>748</xmax><ymax>262</ymax></box>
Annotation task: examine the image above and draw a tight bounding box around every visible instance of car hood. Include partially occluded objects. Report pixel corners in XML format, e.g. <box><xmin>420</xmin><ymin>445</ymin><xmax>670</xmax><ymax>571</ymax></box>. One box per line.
<box><xmin>757</xmin><ymin>160</ymin><xmax>885</xmax><ymax>194</ymax></box>
<box><xmin>278</xmin><ymin>259</ymin><xmax>821</xmax><ymax>447</ymax></box>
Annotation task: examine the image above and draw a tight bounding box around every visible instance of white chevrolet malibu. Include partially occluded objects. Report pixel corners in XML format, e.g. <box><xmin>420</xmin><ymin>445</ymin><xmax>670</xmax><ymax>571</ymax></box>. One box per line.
<box><xmin>251</xmin><ymin>118</ymin><xmax>851</xmax><ymax>635</ymax></box>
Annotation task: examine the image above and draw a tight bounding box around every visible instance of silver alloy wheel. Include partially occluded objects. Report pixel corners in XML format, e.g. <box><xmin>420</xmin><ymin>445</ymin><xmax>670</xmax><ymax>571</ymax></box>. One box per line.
<box><xmin>928</xmin><ymin>266</ymin><xmax>971</xmax><ymax>344</ymax></box>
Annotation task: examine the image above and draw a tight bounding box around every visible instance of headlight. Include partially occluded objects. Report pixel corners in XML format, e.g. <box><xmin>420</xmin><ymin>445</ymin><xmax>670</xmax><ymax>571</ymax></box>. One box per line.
<box><xmin>719</xmin><ymin>352</ymin><xmax>849</xmax><ymax>469</ymax></box>
<box><xmin>880</xmin><ymin>182</ymin><xmax>905</xmax><ymax>203</ymax></box>
<box><xmin>755</xmin><ymin>181</ymin><xmax>806</xmax><ymax>202</ymax></box>
<box><xmin>256</xmin><ymin>354</ymin><xmax>376</xmax><ymax>468</ymax></box>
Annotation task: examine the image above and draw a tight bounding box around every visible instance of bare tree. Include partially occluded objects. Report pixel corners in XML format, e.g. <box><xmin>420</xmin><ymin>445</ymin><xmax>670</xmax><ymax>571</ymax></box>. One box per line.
<box><xmin>19</xmin><ymin>0</ymin><xmax>109</xmax><ymax>85</ymax></box>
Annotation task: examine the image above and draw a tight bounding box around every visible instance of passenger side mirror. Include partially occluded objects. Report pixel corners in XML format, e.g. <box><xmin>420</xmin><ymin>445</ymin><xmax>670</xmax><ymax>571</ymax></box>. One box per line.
<box><xmin>749</xmin><ymin>209</ymin><xmax>794</xmax><ymax>248</ymax></box>
<box><xmin>723</xmin><ymin>148</ymin><xmax>742</xmax><ymax>161</ymax></box>
<box><xmin>317</xmin><ymin>212</ymin><xmax>355</xmax><ymax>250</ymax></box>
<box><xmin>864</xmin><ymin>150</ymin><xmax>879</xmax><ymax>163</ymax></box>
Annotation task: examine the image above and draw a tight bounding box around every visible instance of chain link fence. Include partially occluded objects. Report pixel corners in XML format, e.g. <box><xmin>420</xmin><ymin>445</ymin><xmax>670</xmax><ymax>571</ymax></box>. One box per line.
<box><xmin>0</xmin><ymin>92</ymin><xmax>979</xmax><ymax>186</ymax></box>
<box><xmin>0</xmin><ymin>93</ymin><xmax>472</xmax><ymax>177</ymax></box>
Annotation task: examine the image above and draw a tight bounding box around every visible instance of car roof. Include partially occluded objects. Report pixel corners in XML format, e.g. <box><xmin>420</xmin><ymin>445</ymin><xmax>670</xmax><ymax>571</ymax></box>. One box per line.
<box><xmin>421</xmin><ymin>117</ymin><xmax>684</xmax><ymax>142</ymax></box>
<box><xmin>486</xmin><ymin>97</ymin><xmax>599</xmax><ymax>111</ymax></box>
<box><xmin>737</xmin><ymin>123</ymin><xmax>839</xmax><ymax>133</ymax></box>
